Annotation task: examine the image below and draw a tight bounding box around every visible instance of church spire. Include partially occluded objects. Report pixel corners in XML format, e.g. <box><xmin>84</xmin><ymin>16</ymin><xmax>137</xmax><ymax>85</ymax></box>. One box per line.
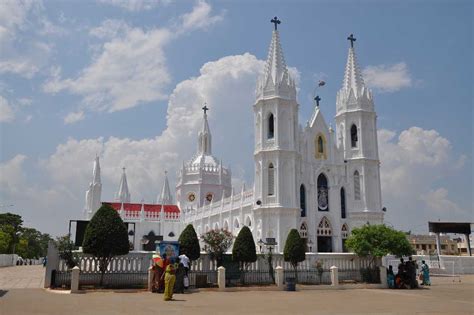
<box><xmin>342</xmin><ymin>34</ymin><xmax>365</xmax><ymax>98</ymax></box>
<box><xmin>256</xmin><ymin>16</ymin><xmax>296</xmax><ymax>101</ymax></box>
<box><xmin>157</xmin><ymin>171</ymin><xmax>173</xmax><ymax>205</ymax></box>
<box><xmin>197</xmin><ymin>104</ymin><xmax>212</xmax><ymax>155</ymax></box>
<box><xmin>115</xmin><ymin>167</ymin><xmax>131</xmax><ymax>203</ymax></box>
<box><xmin>92</xmin><ymin>155</ymin><xmax>101</xmax><ymax>184</ymax></box>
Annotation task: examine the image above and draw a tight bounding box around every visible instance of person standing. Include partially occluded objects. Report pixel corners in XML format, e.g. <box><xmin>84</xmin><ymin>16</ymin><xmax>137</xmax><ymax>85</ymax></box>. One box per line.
<box><xmin>421</xmin><ymin>260</ymin><xmax>431</xmax><ymax>286</ymax></box>
<box><xmin>387</xmin><ymin>265</ymin><xmax>395</xmax><ymax>288</ymax></box>
<box><xmin>162</xmin><ymin>258</ymin><xmax>177</xmax><ymax>301</ymax></box>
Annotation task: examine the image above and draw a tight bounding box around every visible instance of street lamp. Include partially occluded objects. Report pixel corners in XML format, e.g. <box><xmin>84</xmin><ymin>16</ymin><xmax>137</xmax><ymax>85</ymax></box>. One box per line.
<box><xmin>259</xmin><ymin>238</ymin><xmax>277</xmax><ymax>283</ymax></box>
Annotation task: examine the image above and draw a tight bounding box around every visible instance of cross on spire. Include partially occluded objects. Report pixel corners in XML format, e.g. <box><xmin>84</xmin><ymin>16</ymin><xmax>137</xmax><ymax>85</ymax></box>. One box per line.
<box><xmin>202</xmin><ymin>103</ymin><xmax>209</xmax><ymax>114</ymax></box>
<box><xmin>347</xmin><ymin>33</ymin><xmax>356</xmax><ymax>48</ymax></box>
<box><xmin>314</xmin><ymin>95</ymin><xmax>321</xmax><ymax>107</ymax></box>
<box><xmin>271</xmin><ymin>16</ymin><xmax>281</xmax><ymax>30</ymax></box>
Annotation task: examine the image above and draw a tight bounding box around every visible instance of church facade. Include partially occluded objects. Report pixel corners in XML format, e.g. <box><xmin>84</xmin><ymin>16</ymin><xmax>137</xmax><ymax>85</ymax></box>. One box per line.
<box><xmin>82</xmin><ymin>20</ymin><xmax>384</xmax><ymax>253</ymax></box>
<box><xmin>179</xmin><ymin>22</ymin><xmax>384</xmax><ymax>253</ymax></box>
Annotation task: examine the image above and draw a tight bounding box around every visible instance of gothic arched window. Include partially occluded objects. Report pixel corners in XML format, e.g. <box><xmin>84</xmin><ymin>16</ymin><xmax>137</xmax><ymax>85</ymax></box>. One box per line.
<box><xmin>268</xmin><ymin>113</ymin><xmax>275</xmax><ymax>139</ymax></box>
<box><xmin>354</xmin><ymin>171</ymin><xmax>361</xmax><ymax>200</ymax></box>
<box><xmin>317</xmin><ymin>173</ymin><xmax>329</xmax><ymax>211</ymax></box>
<box><xmin>315</xmin><ymin>134</ymin><xmax>327</xmax><ymax>159</ymax></box>
<box><xmin>351</xmin><ymin>124</ymin><xmax>358</xmax><ymax>148</ymax></box>
<box><xmin>317</xmin><ymin>217</ymin><xmax>332</xmax><ymax>236</ymax></box>
<box><xmin>300</xmin><ymin>184</ymin><xmax>306</xmax><ymax>217</ymax></box>
<box><xmin>268</xmin><ymin>163</ymin><xmax>275</xmax><ymax>196</ymax></box>
<box><xmin>340</xmin><ymin>187</ymin><xmax>346</xmax><ymax>219</ymax></box>
<box><xmin>299</xmin><ymin>222</ymin><xmax>308</xmax><ymax>238</ymax></box>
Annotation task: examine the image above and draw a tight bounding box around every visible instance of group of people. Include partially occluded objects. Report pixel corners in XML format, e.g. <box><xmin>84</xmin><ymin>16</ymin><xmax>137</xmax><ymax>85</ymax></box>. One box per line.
<box><xmin>151</xmin><ymin>253</ymin><xmax>190</xmax><ymax>301</ymax></box>
<box><xmin>387</xmin><ymin>257</ymin><xmax>431</xmax><ymax>289</ymax></box>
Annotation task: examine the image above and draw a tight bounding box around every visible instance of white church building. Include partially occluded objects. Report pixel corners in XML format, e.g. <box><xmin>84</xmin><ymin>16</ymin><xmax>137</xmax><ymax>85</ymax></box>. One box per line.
<box><xmin>83</xmin><ymin>18</ymin><xmax>384</xmax><ymax>253</ymax></box>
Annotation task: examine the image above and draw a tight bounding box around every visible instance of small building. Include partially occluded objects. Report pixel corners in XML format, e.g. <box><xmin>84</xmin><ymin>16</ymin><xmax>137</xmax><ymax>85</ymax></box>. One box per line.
<box><xmin>408</xmin><ymin>234</ymin><xmax>459</xmax><ymax>255</ymax></box>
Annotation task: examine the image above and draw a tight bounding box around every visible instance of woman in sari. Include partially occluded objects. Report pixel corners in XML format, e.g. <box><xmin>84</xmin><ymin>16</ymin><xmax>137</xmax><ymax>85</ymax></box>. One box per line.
<box><xmin>163</xmin><ymin>258</ymin><xmax>177</xmax><ymax>301</ymax></box>
<box><xmin>421</xmin><ymin>260</ymin><xmax>431</xmax><ymax>286</ymax></box>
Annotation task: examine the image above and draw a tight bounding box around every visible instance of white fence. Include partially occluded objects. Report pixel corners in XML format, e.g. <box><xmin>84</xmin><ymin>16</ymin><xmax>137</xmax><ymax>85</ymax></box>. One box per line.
<box><xmin>0</xmin><ymin>254</ymin><xmax>17</xmax><ymax>267</ymax></box>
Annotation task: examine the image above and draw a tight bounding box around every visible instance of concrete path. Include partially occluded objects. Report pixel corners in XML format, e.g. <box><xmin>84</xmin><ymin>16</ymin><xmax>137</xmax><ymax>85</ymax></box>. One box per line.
<box><xmin>1</xmin><ymin>276</ymin><xmax>473</xmax><ymax>314</ymax></box>
<box><xmin>0</xmin><ymin>265</ymin><xmax>45</xmax><ymax>289</ymax></box>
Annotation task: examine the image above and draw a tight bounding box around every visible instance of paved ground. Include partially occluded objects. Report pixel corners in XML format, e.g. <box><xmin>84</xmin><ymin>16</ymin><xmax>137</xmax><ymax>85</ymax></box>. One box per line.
<box><xmin>1</xmin><ymin>266</ymin><xmax>473</xmax><ymax>314</ymax></box>
<box><xmin>0</xmin><ymin>265</ymin><xmax>44</xmax><ymax>289</ymax></box>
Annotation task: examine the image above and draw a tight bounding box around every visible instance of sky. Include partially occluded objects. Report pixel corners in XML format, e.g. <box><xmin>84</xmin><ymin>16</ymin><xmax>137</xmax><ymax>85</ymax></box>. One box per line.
<box><xmin>0</xmin><ymin>0</ymin><xmax>472</xmax><ymax>237</ymax></box>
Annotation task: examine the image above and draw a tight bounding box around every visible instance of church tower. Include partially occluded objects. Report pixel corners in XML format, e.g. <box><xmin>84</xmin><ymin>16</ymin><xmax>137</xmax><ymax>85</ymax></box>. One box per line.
<box><xmin>115</xmin><ymin>167</ymin><xmax>131</xmax><ymax>203</ymax></box>
<box><xmin>84</xmin><ymin>156</ymin><xmax>102</xmax><ymax>220</ymax></box>
<box><xmin>253</xmin><ymin>17</ymin><xmax>299</xmax><ymax>250</ymax></box>
<box><xmin>335</xmin><ymin>34</ymin><xmax>383</xmax><ymax>225</ymax></box>
<box><xmin>176</xmin><ymin>106</ymin><xmax>232</xmax><ymax>210</ymax></box>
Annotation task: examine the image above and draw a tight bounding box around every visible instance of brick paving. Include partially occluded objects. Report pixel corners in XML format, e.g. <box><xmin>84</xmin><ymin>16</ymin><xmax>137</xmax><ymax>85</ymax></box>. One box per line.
<box><xmin>0</xmin><ymin>265</ymin><xmax>45</xmax><ymax>289</ymax></box>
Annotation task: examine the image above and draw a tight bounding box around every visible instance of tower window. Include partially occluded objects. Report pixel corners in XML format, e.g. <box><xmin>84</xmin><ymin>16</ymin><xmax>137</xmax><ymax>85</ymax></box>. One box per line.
<box><xmin>317</xmin><ymin>173</ymin><xmax>329</xmax><ymax>211</ymax></box>
<box><xmin>300</xmin><ymin>184</ymin><xmax>306</xmax><ymax>217</ymax></box>
<box><xmin>351</xmin><ymin>124</ymin><xmax>358</xmax><ymax>148</ymax></box>
<box><xmin>268</xmin><ymin>163</ymin><xmax>275</xmax><ymax>196</ymax></box>
<box><xmin>354</xmin><ymin>171</ymin><xmax>361</xmax><ymax>200</ymax></box>
<box><xmin>268</xmin><ymin>113</ymin><xmax>274</xmax><ymax>139</ymax></box>
<box><xmin>340</xmin><ymin>187</ymin><xmax>346</xmax><ymax>219</ymax></box>
<box><xmin>315</xmin><ymin>134</ymin><xmax>327</xmax><ymax>159</ymax></box>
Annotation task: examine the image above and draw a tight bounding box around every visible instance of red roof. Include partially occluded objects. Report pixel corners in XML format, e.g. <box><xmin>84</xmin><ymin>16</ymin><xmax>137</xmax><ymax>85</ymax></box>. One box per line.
<box><xmin>103</xmin><ymin>202</ymin><xmax>180</xmax><ymax>213</ymax></box>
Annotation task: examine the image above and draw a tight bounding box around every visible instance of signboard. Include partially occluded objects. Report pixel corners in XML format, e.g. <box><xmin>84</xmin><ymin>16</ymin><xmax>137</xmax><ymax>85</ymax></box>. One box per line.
<box><xmin>157</xmin><ymin>241</ymin><xmax>180</xmax><ymax>261</ymax></box>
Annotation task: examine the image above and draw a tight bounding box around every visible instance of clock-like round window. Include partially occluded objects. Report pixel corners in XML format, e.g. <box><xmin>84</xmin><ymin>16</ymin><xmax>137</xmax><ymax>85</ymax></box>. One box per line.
<box><xmin>206</xmin><ymin>192</ymin><xmax>213</xmax><ymax>202</ymax></box>
<box><xmin>188</xmin><ymin>193</ymin><xmax>196</xmax><ymax>202</ymax></box>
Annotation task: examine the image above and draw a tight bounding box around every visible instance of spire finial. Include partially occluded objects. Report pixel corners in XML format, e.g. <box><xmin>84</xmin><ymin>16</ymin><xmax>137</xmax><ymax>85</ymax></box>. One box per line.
<box><xmin>122</xmin><ymin>166</ymin><xmax>126</xmax><ymax>173</ymax></box>
<box><xmin>271</xmin><ymin>16</ymin><xmax>281</xmax><ymax>31</ymax></box>
<box><xmin>314</xmin><ymin>95</ymin><xmax>321</xmax><ymax>107</ymax></box>
<box><xmin>347</xmin><ymin>33</ymin><xmax>356</xmax><ymax>48</ymax></box>
<box><xmin>202</xmin><ymin>103</ymin><xmax>209</xmax><ymax>115</ymax></box>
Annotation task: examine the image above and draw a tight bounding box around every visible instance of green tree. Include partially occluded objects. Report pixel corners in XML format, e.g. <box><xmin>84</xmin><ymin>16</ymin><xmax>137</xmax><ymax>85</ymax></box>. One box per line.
<box><xmin>201</xmin><ymin>229</ymin><xmax>233</xmax><ymax>267</ymax></box>
<box><xmin>55</xmin><ymin>235</ymin><xmax>78</xmax><ymax>269</ymax></box>
<box><xmin>283</xmin><ymin>229</ymin><xmax>306</xmax><ymax>282</ymax></box>
<box><xmin>178</xmin><ymin>224</ymin><xmax>201</xmax><ymax>261</ymax></box>
<box><xmin>0</xmin><ymin>226</ymin><xmax>13</xmax><ymax>254</ymax></box>
<box><xmin>0</xmin><ymin>213</ymin><xmax>23</xmax><ymax>253</ymax></box>
<box><xmin>232</xmin><ymin>226</ymin><xmax>257</xmax><ymax>284</ymax></box>
<box><xmin>82</xmin><ymin>204</ymin><xmax>129</xmax><ymax>286</ymax></box>
<box><xmin>345</xmin><ymin>224</ymin><xmax>414</xmax><ymax>267</ymax></box>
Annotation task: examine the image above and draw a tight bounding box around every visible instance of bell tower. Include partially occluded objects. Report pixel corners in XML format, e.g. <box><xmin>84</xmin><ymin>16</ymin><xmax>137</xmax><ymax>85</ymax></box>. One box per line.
<box><xmin>335</xmin><ymin>34</ymin><xmax>383</xmax><ymax>225</ymax></box>
<box><xmin>253</xmin><ymin>17</ymin><xmax>300</xmax><ymax>251</ymax></box>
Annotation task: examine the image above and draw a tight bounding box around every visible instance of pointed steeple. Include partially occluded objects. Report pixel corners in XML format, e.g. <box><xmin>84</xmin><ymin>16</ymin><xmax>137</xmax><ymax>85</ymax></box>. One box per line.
<box><xmin>342</xmin><ymin>46</ymin><xmax>365</xmax><ymax>98</ymax></box>
<box><xmin>92</xmin><ymin>155</ymin><xmax>101</xmax><ymax>184</ymax></box>
<box><xmin>197</xmin><ymin>104</ymin><xmax>212</xmax><ymax>155</ymax></box>
<box><xmin>336</xmin><ymin>34</ymin><xmax>373</xmax><ymax>114</ymax></box>
<box><xmin>256</xmin><ymin>17</ymin><xmax>296</xmax><ymax>101</ymax></box>
<box><xmin>115</xmin><ymin>167</ymin><xmax>131</xmax><ymax>203</ymax></box>
<box><xmin>157</xmin><ymin>171</ymin><xmax>173</xmax><ymax>205</ymax></box>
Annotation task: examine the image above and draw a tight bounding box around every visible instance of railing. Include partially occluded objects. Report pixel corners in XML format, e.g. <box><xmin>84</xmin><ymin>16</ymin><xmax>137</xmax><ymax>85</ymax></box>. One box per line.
<box><xmin>120</xmin><ymin>210</ymin><xmax>181</xmax><ymax>222</ymax></box>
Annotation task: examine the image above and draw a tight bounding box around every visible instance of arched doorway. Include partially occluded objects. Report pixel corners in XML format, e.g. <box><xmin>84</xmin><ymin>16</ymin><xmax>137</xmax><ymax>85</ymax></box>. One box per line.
<box><xmin>317</xmin><ymin>217</ymin><xmax>332</xmax><ymax>252</ymax></box>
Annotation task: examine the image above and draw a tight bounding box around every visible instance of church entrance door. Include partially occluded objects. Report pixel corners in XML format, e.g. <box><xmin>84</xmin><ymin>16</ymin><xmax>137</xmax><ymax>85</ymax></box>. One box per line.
<box><xmin>317</xmin><ymin>236</ymin><xmax>332</xmax><ymax>252</ymax></box>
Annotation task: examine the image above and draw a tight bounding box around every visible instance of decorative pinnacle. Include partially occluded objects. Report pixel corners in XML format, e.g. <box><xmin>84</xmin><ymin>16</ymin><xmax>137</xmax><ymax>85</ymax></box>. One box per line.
<box><xmin>347</xmin><ymin>33</ymin><xmax>356</xmax><ymax>48</ymax></box>
<box><xmin>271</xmin><ymin>16</ymin><xmax>281</xmax><ymax>31</ymax></box>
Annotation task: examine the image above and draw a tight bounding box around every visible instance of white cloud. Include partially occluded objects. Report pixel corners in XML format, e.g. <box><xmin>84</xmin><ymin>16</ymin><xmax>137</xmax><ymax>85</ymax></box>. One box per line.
<box><xmin>98</xmin><ymin>0</ymin><xmax>173</xmax><ymax>11</ymax></box>
<box><xmin>43</xmin><ymin>1</ymin><xmax>225</xmax><ymax>114</ymax></box>
<box><xmin>178</xmin><ymin>0</ymin><xmax>225</xmax><ymax>33</ymax></box>
<box><xmin>0</xmin><ymin>154</ymin><xmax>27</xmax><ymax>195</ymax></box>
<box><xmin>378</xmin><ymin>127</ymin><xmax>470</xmax><ymax>231</ymax></box>
<box><xmin>64</xmin><ymin>111</ymin><xmax>85</xmax><ymax>124</ymax></box>
<box><xmin>43</xmin><ymin>26</ymin><xmax>172</xmax><ymax>112</ymax></box>
<box><xmin>363</xmin><ymin>62</ymin><xmax>412</xmax><ymax>92</ymax></box>
<box><xmin>0</xmin><ymin>95</ymin><xmax>15</xmax><ymax>122</ymax></box>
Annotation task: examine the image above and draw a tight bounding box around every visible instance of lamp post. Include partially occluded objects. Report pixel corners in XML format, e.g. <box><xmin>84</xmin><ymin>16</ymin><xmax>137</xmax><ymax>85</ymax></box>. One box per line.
<box><xmin>308</xmin><ymin>239</ymin><xmax>314</xmax><ymax>253</ymax></box>
<box><xmin>258</xmin><ymin>238</ymin><xmax>277</xmax><ymax>283</ymax></box>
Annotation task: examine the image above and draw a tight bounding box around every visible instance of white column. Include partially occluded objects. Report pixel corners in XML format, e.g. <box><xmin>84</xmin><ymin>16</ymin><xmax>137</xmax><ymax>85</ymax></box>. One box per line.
<box><xmin>379</xmin><ymin>266</ymin><xmax>388</xmax><ymax>288</ymax></box>
<box><xmin>71</xmin><ymin>266</ymin><xmax>80</xmax><ymax>293</ymax></box>
<box><xmin>330</xmin><ymin>265</ymin><xmax>339</xmax><ymax>287</ymax></box>
<box><xmin>217</xmin><ymin>266</ymin><xmax>226</xmax><ymax>291</ymax></box>
<box><xmin>275</xmin><ymin>266</ymin><xmax>284</xmax><ymax>290</ymax></box>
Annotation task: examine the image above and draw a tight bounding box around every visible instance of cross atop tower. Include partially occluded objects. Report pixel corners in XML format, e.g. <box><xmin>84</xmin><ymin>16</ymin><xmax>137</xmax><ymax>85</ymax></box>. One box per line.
<box><xmin>271</xmin><ymin>16</ymin><xmax>281</xmax><ymax>30</ymax></box>
<box><xmin>314</xmin><ymin>95</ymin><xmax>321</xmax><ymax>107</ymax></box>
<box><xmin>347</xmin><ymin>33</ymin><xmax>356</xmax><ymax>48</ymax></box>
<box><xmin>202</xmin><ymin>103</ymin><xmax>209</xmax><ymax>114</ymax></box>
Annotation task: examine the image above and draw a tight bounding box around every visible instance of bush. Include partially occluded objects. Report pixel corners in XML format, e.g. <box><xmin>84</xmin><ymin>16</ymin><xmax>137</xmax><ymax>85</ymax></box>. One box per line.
<box><xmin>178</xmin><ymin>224</ymin><xmax>201</xmax><ymax>261</ymax></box>
<box><xmin>55</xmin><ymin>235</ymin><xmax>78</xmax><ymax>269</ymax></box>
<box><xmin>82</xmin><ymin>204</ymin><xmax>129</xmax><ymax>286</ymax></box>
<box><xmin>201</xmin><ymin>229</ymin><xmax>233</xmax><ymax>267</ymax></box>
<box><xmin>232</xmin><ymin>226</ymin><xmax>257</xmax><ymax>284</ymax></box>
<box><xmin>283</xmin><ymin>229</ymin><xmax>306</xmax><ymax>282</ymax></box>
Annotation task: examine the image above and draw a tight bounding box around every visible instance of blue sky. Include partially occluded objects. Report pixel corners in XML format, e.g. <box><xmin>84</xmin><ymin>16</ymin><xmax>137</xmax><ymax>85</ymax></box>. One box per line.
<box><xmin>0</xmin><ymin>0</ymin><xmax>472</xmax><ymax>236</ymax></box>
